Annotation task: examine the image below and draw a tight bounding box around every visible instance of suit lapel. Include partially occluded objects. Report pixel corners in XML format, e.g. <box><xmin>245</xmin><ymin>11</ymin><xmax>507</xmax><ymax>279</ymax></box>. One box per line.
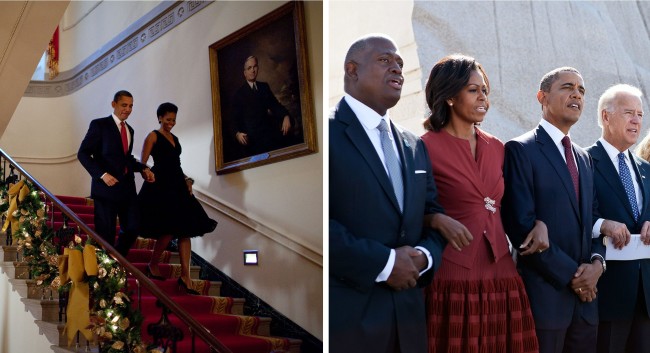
<box><xmin>337</xmin><ymin>99</ymin><xmax>402</xmax><ymax>213</ymax></box>
<box><xmin>535</xmin><ymin>126</ymin><xmax>580</xmax><ymax>218</ymax></box>
<box><xmin>630</xmin><ymin>152</ymin><xmax>649</xmax><ymax>219</ymax></box>
<box><xmin>575</xmin><ymin>147</ymin><xmax>592</xmax><ymax>225</ymax></box>
<box><xmin>126</xmin><ymin>124</ymin><xmax>134</xmax><ymax>153</ymax></box>
<box><xmin>591</xmin><ymin>142</ymin><xmax>636</xmax><ymax>219</ymax></box>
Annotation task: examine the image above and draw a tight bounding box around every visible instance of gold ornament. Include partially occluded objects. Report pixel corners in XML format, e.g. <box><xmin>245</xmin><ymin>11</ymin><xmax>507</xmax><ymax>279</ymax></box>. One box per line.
<box><xmin>111</xmin><ymin>341</ymin><xmax>124</xmax><ymax>350</ymax></box>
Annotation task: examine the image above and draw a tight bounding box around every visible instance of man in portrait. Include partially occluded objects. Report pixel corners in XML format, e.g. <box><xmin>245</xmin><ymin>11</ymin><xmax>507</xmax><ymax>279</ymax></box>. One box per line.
<box><xmin>230</xmin><ymin>55</ymin><xmax>292</xmax><ymax>158</ymax></box>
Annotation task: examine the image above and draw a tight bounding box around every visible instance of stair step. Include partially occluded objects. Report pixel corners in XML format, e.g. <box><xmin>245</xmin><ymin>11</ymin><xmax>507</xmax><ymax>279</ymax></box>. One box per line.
<box><xmin>1</xmin><ymin>261</ymin><xmax>29</xmax><ymax>279</ymax></box>
<box><xmin>7</xmin><ymin>278</ymin><xmax>56</xmax><ymax>300</ymax></box>
<box><xmin>0</xmin><ymin>230</ymin><xmax>9</xmax><ymax>245</ymax></box>
<box><xmin>20</xmin><ymin>298</ymin><xmax>60</xmax><ymax>322</ymax></box>
<box><xmin>129</xmin><ymin>261</ymin><xmax>201</xmax><ymax>280</ymax></box>
<box><xmin>24</xmin><ymin>279</ymin><xmax>59</xmax><ymax>300</ymax></box>
<box><xmin>127</xmin><ymin>277</ymin><xmax>221</xmax><ymax>297</ymax></box>
<box><xmin>36</xmin><ymin>320</ymin><xmax>94</xmax><ymax>348</ymax></box>
<box><xmin>53</xmin><ymin>195</ymin><xmax>93</xmax><ymax>206</ymax></box>
<box><xmin>51</xmin><ymin>211</ymin><xmax>94</xmax><ymax>223</ymax></box>
<box><xmin>0</xmin><ymin>245</ymin><xmax>18</xmax><ymax>262</ymax></box>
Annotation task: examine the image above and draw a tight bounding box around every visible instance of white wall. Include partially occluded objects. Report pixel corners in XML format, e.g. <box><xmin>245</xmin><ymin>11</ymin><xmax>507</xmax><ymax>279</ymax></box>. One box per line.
<box><xmin>3</xmin><ymin>0</ymin><xmax>323</xmax><ymax>339</ymax></box>
<box><xmin>0</xmin><ymin>273</ymin><xmax>52</xmax><ymax>353</ymax></box>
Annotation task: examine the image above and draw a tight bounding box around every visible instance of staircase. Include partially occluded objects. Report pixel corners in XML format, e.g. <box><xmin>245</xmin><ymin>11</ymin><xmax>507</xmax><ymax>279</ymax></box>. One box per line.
<box><xmin>0</xmin><ymin>194</ymin><xmax>301</xmax><ymax>353</ymax></box>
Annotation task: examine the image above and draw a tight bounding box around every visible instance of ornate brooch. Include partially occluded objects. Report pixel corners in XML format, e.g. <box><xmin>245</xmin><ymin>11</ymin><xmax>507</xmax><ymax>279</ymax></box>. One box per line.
<box><xmin>484</xmin><ymin>197</ymin><xmax>496</xmax><ymax>214</ymax></box>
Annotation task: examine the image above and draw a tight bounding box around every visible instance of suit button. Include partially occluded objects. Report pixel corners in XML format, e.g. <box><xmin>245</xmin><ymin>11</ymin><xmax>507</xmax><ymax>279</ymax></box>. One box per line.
<box><xmin>400</xmin><ymin>230</ymin><xmax>406</xmax><ymax>238</ymax></box>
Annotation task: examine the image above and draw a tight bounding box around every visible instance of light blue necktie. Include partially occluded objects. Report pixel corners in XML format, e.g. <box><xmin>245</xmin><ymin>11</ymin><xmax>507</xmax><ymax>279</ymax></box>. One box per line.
<box><xmin>378</xmin><ymin>120</ymin><xmax>404</xmax><ymax>212</ymax></box>
<box><xmin>618</xmin><ymin>152</ymin><xmax>640</xmax><ymax>221</ymax></box>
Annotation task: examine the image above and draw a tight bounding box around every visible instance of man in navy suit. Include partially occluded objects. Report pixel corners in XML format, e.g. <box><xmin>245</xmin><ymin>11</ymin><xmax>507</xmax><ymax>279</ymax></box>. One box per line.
<box><xmin>586</xmin><ymin>84</ymin><xmax>650</xmax><ymax>353</ymax></box>
<box><xmin>231</xmin><ymin>55</ymin><xmax>292</xmax><ymax>157</ymax></box>
<box><xmin>502</xmin><ymin>67</ymin><xmax>606</xmax><ymax>353</ymax></box>
<box><xmin>78</xmin><ymin>90</ymin><xmax>154</xmax><ymax>256</ymax></box>
<box><xmin>329</xmin><ymin>34</ymin><xmax>446</xmax><ymax>353</ymax></box>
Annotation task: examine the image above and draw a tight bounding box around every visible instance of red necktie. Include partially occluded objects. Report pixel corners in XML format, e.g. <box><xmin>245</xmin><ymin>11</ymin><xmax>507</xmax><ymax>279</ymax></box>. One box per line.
<box><xmin>562</xmin><ymin>136</ymin><xmax>580</xmax><ymax>199</ymax></box>
<box><xmin>120</xmin><ymin>121</ymin><xmax>128</xmax><ymax>154</ymax></box>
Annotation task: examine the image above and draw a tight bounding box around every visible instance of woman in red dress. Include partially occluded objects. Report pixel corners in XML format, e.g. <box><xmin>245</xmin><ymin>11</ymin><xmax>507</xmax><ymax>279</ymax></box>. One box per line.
<box><xmin>422</xmin><ymin>54</ymin><xmax>543</xmax><ymax>353</ymax></box>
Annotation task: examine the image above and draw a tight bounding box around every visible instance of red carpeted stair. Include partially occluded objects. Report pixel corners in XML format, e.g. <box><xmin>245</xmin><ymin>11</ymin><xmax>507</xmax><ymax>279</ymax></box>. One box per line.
<box><xmin>53</xmin><ymin>195</ymin><xmax>299</xmax><ymax>353</ymax></box>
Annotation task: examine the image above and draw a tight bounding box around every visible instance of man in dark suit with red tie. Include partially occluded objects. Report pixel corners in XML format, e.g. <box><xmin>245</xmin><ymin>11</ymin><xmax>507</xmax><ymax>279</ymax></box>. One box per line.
<box><xmin>502</xmin><ymin>67</ymin><xmax>607</xmax><ymax>353</ymax></box>
<box><xmin>586</xmin><ymin>84</ymin><xmax>650</xmax><ymax>353</ymax></box>
<box><xmin>78</xmin><ymin>90</ymin><xmax>154</xmax><ymax>256</ymax></box>
<box><xmin>329</xmin><ymin>34</ymin><xmax>446</xmax><ymax>353</ymax></box>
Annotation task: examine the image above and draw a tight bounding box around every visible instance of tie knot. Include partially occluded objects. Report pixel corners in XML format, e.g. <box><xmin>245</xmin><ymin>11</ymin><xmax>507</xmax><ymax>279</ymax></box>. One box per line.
<box><xmin>561</xmin><ymin>135</ymin><xmax>571</xmax><ymax>148</ymax></box>
<box><xmin>121</xmin><ymin>121</ymin><xmax>126</xmax><ymax>127</ymax></box>
<box><xmin>618</xmin><ymin>152</ymin><xmax>626</xmax><ymax>162</ymax></box>
<box><xmin>377</xmin><ymin>119</ymin><xmax>389</xmax><ymax>132</ymax></box>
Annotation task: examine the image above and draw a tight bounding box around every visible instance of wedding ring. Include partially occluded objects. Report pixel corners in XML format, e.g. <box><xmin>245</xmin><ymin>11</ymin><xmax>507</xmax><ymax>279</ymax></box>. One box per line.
<box><xmin>538</xmin><ymin>249</ymin><xmax>543</xmax><ymax>253</ymax></box>
<box><xmin>578</xmin><ymin>288</ymin><xmax>583</xmax><ymax>293</ymax></box>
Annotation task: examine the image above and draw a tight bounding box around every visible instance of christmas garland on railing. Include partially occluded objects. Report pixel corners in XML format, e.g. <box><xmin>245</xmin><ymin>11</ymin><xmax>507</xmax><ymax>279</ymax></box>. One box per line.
<box><xmin>67</xmin><ymin>239</ymin><xmax>148</xmax><ymax>353</ymax></box>
<box><xmin>1</xmin><ymin>179</ymin><xmax>150</xmax><ymax>353</ymax></box>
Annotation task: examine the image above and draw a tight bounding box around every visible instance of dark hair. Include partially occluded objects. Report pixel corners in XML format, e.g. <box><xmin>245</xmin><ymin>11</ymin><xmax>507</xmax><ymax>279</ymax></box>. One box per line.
<box><xmin>157</xmin><ymin>102</ymin><xmax>178</xmax><ymax>119</ymax></box>
<box><xmin>113</xmin><ymin>90</ymin><xmax>133</xmax><ymax>103</ymax></box>
<box><xmin>539</xmin><ymin>67</ymin><xmax>581</xmax><ymax>92</ymax></box>
<box><xmin>423</xmin><ymin>54</ymin><xmax>490</xmax><ymax>131</ymax></box>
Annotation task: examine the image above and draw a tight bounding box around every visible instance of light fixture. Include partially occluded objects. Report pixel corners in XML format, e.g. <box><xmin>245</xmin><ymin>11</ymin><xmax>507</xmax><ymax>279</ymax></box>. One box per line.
<box><xmin>243</xmin><ymin>250</ymin><xmax>258</xmax><ymax>266</ymax></box>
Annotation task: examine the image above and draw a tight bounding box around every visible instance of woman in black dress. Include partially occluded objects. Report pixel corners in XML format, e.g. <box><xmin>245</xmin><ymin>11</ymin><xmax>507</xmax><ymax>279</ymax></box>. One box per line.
<box><xmin>138</xmin><ymin>102</ymin><xmax>217</xmax><ymax>294</ymax></box>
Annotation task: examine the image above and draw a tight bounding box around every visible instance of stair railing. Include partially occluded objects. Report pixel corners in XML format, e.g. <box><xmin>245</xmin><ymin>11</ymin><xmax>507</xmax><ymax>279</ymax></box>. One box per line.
<box><xmin>0</xmin><ymin>148</ymin><xmax>233</xmax><ymax>353</ymax></box>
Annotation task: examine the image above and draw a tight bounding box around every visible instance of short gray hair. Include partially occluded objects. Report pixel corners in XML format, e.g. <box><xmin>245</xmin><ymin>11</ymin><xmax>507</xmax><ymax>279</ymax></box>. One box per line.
<box><xmin>597</xmin><ymin>84</ymin><xmax>643</xmax><ymax>127</ymax></box>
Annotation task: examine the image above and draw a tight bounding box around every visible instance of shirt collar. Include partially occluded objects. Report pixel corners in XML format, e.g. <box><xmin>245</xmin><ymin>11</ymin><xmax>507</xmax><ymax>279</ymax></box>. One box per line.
<box><xmin>539</xmin><ymin>118</ymin><xmax>570</xmax><ymax>146</ymax></box>
<box><xmin>344</xmin><ymin>94</ymin><xmax>391</xmax><ymax>132</ymax></box>
<box><xmin>112</xmin><ymin>113</ymin><xmax>125</xmax><ymax>126</ymax></box>
<box><xmin>599</xmin><ymin>137</ymin><xmax>630</xmax><ymax>162</ymax></box>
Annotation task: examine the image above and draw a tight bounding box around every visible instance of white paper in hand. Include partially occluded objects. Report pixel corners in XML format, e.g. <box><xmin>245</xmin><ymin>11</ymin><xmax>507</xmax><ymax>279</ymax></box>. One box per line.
<box><xmin>605</xmin><ymin>234</ymin><xmax>650</xmax><ymax>260</ymax></box>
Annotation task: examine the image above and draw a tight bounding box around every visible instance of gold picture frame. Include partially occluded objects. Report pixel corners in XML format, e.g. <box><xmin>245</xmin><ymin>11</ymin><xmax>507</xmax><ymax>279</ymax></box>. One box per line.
<box><xmin>209</xmin><ymin>1</ymin><xmax>316</xmax><ymax>175</ymax></box>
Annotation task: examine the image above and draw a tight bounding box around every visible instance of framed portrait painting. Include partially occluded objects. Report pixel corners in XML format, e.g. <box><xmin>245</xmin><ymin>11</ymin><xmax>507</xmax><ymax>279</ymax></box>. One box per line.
<box><xmin>209</xmin><ymin>1</ymin><xmax>316</xmax><ymax>175</ymax></box>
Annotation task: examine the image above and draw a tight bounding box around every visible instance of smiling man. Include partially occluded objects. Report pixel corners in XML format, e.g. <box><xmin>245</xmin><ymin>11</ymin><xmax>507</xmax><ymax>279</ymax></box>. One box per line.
<box><xmin>586</xmin><ymin>84</ymin><xmax>650</xmax><ymax>353</ymax></box>
<box><xmin>501</xmin><ymin>67</ymin><xmax>606</xmax><ymax>353</ymax></box>
<box><xmin>329</xmin><ymin>33</ymin><xmax>446</xmax><ymax>353</ymax></box>
<box><xmin>78</xmin><ymin>90</ymin><xmax>155</xmax><ymax>256</ymax></box>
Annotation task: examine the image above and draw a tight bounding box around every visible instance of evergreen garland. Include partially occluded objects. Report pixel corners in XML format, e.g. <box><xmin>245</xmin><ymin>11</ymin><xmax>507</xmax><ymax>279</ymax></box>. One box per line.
<box><xmin>1</xmin><ymin>179</ymin><xmax>151</xmax><ymax>352</ymax></box>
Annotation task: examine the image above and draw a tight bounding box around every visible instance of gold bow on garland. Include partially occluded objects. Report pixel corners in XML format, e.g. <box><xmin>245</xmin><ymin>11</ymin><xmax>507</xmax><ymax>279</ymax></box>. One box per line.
<box><xmin>2</xmin><ymin>180</ymin><xmax>29</xmax><ymax>236</ymax></box>
<box><xmin>58</xmin><ymin>244</ymin><xmax>98</xmax><ymax>346</ymax></box>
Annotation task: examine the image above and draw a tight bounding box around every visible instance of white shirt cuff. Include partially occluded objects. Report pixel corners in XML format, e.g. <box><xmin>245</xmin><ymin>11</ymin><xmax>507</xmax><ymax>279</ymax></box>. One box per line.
<box><xmin>592</xmin><ymin>218</ymin><xmax>604</xmax><ymax>238</ymax></box>
<box><xmin>375</xmin><ymin>249</ymin><xmax>395</xmax><ymax>282</ymax></box>
<box><xmin>415</xmin><ymin>246</ymin><xmax>433</xmax><ymax>275</ymax></box>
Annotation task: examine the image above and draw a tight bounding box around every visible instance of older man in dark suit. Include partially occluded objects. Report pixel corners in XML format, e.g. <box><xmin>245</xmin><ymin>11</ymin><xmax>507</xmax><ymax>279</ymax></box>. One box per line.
<box><xmin>586</xmin><ymin>84</ymin><xmax>650</xmax><ymax>353</ymax></box>
<box><xmin>502</xmin><ymin>67</ymin><xmax>607</xmax><ymax>353</ymax></box>
<box><xmin>78</xmin><ymin>90</ymin><xmax>154</xmax><ymax>256</ymax></box>
<box><xmin>329</xmin><ymin>34</ymin><xmax>446</xmax><ymax>353</ymax></box>
<box><xmin>231</xmin><ymin>55</ymin><xmax>292</xmax><ymax>157</ymax></box>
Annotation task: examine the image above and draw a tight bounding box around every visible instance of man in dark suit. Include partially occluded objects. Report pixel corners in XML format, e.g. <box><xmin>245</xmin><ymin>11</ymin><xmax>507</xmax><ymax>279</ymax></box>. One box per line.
<box><xmin>586</xmin><ymin>84</ymin><xmax>650</xmax><ymax>353</ymax></box>
<box><xmin>502</xmin><ymin>67</ymin><xmax>606</xmax><ymax>353</ymax></box>
<box><xmin>78</xmin><ymin>90</ymin><xmax>154</xmax><ymax>256</ymax></box>
<box><xmin>329</xmin><ymin>34</ymin><xmax>446</xmax><ymax>353</ymax></box>
<box><xmin>231</xmin><ymin>55</ymin><xmax>292</xmax><ymax>157</ymax></box>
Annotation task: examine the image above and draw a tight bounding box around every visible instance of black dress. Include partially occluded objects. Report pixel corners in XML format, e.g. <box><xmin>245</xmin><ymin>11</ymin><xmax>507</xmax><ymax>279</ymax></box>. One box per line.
<box><xmin>138</xmin><ymin>130</ymin><xmax>217</xmax><ymax>239</ymax></box>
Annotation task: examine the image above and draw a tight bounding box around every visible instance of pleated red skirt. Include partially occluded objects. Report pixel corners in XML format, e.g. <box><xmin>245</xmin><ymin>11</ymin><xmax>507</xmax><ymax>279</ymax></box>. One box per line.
<box><xmin>425</xmin><ymin>238</ymin><xmax>539</xmax><ymax>353</ymax></box>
